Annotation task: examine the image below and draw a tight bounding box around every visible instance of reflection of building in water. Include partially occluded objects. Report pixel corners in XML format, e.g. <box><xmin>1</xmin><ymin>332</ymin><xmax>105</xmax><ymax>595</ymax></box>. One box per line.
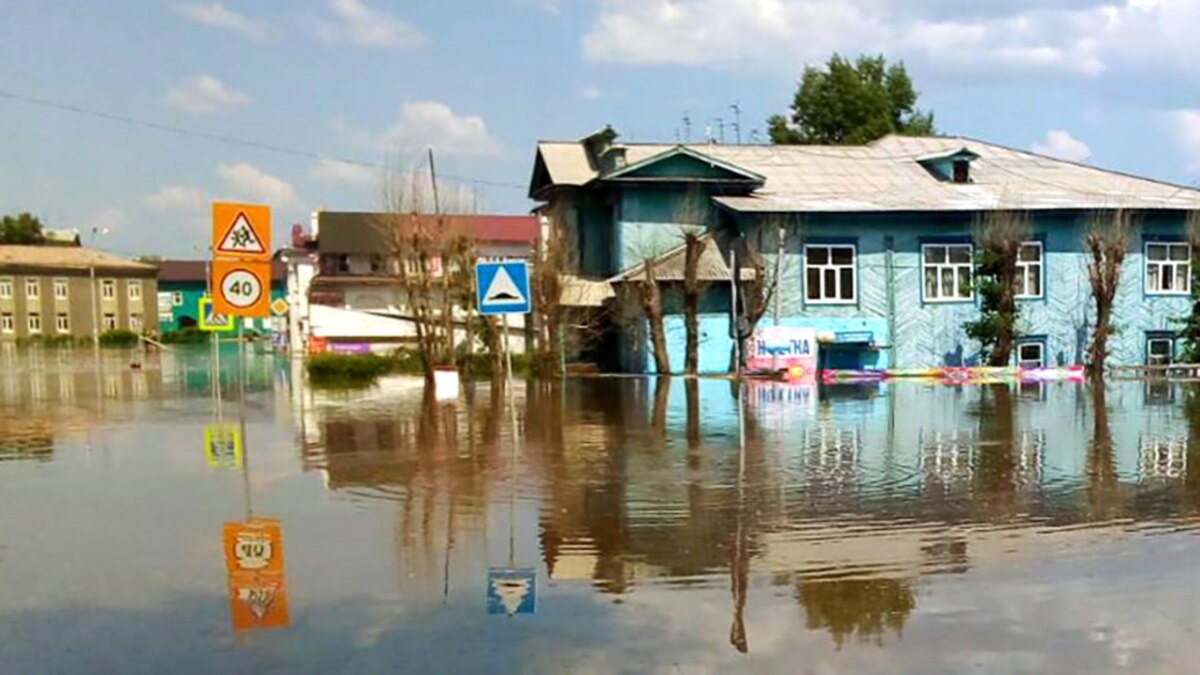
<box><xmin>921</xmin><ymin>429</ymin><xmax>975</xmax><ymax>486</ymax></box>
<box><xmin>1139</xmin><ymin>436</ymin><xmax>1187</xmax><ymax>481</ymax></box>
<box><xmin>802</xmin><ymin>422</ymin><xmax>860</xmax><ymax>493</ymax></box>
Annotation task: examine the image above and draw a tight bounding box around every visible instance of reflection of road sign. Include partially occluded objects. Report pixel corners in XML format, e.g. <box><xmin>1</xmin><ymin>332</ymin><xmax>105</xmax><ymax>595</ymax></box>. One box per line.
<box><xmin>228</xmin><ymin>572</ymin><xmax>290</xmax><ymax>631</ymax></box>
<box><xmin>204</xmin><ymin>423</ymin><xmax>243</xmax><ymax>468</ymax></box>
<box><xmin>476</xmin><ymin>260</ymin><xmax>531</xmax><ymax>315</ymax></box>
<box><xmin>487</xmin><ymin>568</ymin><xmax>536</xmax><ymax>615</ymax></box>
<box><xmin>213</xmin><ymin>260</ymin><xmax>271</xmax><ymax>318</ymax></box>
<box><xmin>212</xmin><ymin>202</ymin><xmax>271</xmax><ymax>261</ymax></box>
<box><xmin>198</xmin><ymin>297</ymin><xmax>236</xmax><ymax>332</ymax></box>
<box><xmin>270</xmin><ymin>297</ymin><xmax>289</xmax><ymax>316</ymax></box>
<box><xmin>224</xmin><ymin>518</ymin><xmax>286</xmax><ymax>574</ymax></box>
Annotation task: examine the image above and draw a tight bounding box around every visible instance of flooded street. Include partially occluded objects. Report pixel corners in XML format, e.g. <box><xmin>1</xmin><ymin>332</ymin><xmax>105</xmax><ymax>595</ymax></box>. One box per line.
<box><xmin>5</xmin><ymin>350</ymin><xmax>1200</xmax><ymax>673</ymax></box>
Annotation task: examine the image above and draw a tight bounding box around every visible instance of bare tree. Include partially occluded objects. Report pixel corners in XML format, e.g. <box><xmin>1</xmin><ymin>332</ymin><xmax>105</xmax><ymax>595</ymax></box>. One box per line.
<box><xmin>1084</xmin><ymin>210</ymin><xmax>1131</xmax><ymax>378</ymax></box>
<box><xmin>531</xmin><ymin>203</ymin><xmax>570</xmax><ymax>377</ymax></box>
<box><xmin>640</xmin><ymin>258</ymin><xmax>671</xmax><ymax>374</ymax></box>
<box><xmin>736</xmin><ymin>214</ymin><xmax>799</xmax><ymax>367</ymax></box>
<box><xmin>675</xmin><ymin>185</ymin><xmax>716</xmax><ymax>376</ymax></box>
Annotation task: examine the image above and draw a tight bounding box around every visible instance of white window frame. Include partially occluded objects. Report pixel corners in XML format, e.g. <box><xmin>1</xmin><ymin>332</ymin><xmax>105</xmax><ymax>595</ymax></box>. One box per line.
<box><xmin>55</xmin><ymin>313</ymin><xmax>70</xmax><ymax>334</ymax></box>
<box><xmin>1147</xmin><ymin>337</ymin><xmax>1175</xmax><ymax>366</ymax></box>
<box><xmin>101</xmin><ymin>279</ymin><xmax>116</xmax><ymax>300</ymax></box>
<box><xmin>102</xmin><ymin>313</ymin><xmax>117</xmax><ymax>331</ymax></box>
<box><xmin>171</xmin><ymin>292</ymin><xmax>184</xmax><ymax>307</ymax></box>
<box><xmin>128</xmin><ymin>279</ymin><xmax>142</xmax><ymax>301</ymax></box>
<box><xmin>0</xmin><ymin>313</ymin><xmax>13</xmax><ymax>334</ymax></box>
<box><xmin>27</xmin><ymin>313</ymin><xmax>41</xmax><ymax>334</ymax></box>
<box><xmin>129</xmin><ymin>314</ymin><xmax>142</xmax><ymax>332</ymax></box>
<box><xmin>24</xmin><ymin>278</ymin><xmax>39</xmax><ymax>300</ymax></box>
<box><xmin>804</xmin><ymin>244</ymin><xmax>858</xmax><ymax>304</ymax></box>
<box><xmin>1016</xmin><ymin>241</ymin><xmax>1044</xmax><ymax>299</ymax></box>
<box><xmin>922</xmin><ymin>243</ymin><xmax>975</xmax><ymax>302</ymax></box>
<box><xmin>53</xmin><ymin>278</ymin><xmax>69</xmax><ymax>300</ymax></box>
<box><xmin>1145</xmin><ymin>242</ymin><xmax>1190</xmax><ymax>295</ymax></box>
<box><xmin>1016</xmin><ymin>341</ymin><xmax>1045</xmax><ymax>368</ymax></box>
<box><xmin>0</xmin><ymin>277</ymin><xmax>13</xmax><ymax>300</ymax></box>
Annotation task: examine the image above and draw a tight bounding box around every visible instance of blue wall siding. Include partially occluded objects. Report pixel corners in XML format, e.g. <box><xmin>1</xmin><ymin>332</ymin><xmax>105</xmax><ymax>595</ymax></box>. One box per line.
<box><xmin>618</xmin><ymin>187</ymin><xmax>707</xmax><ymax>274</ymax></box>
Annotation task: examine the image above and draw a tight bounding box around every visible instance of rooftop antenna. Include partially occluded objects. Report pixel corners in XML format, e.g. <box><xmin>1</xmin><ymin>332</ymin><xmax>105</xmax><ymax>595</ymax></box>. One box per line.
<box><xmin>730</xmin><ymin>102</ymin><xmax>742</xmax><ymax>144</ymax></box>
<box><xmin>682</xmin><ymin>112</ymin><xmax>692</xmax><ymax>143</ymax></box>
<box><xmin>749</xmin><ymin>128</ymin><xmax>761</xmax><ymax>144</ymax></box>
<box><xmin>714</xmin><ymin>117</ymin><xmax>725</xmax><ymax>144</ymax></box>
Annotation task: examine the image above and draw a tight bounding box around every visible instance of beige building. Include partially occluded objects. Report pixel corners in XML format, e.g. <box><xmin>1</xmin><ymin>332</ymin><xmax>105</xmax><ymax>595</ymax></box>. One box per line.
<box><xmin>0</xmin><ymin>246</ymin><xmax>158</xmax><ymax>341</ymax></box>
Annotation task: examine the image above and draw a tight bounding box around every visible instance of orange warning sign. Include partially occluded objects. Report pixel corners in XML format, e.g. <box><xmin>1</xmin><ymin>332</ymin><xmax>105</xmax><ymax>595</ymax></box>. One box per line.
<box><xmin>212</xmin><ymin>259</ymin><xmax>271</xmax><ymax>319</ymax></box>
<box><xmin>223</xmin><ymin>518</ymin><xmax>286</xmax><ymax>575</ymax></box>
<box><xmin>212</xmin><ymin>202</ymin><xmax>271</xmax><ymax>261</ymax></box>
<box><xmin>228</xmin><ymin>572</ymin><xmax>291</xmax><ymax>631</ymax></box>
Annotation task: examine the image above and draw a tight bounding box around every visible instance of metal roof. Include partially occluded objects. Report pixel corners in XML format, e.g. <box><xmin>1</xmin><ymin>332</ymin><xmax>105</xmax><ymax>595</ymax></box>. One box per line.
<box><xmin>610</xmin><ymin>233</ymin><xmax>738</xmax><ymax>284</ymax></box>
<box><xmin>534</xmin><ymin>135</ymin><xmax>1200</xmax><ymax>213</ymax></box>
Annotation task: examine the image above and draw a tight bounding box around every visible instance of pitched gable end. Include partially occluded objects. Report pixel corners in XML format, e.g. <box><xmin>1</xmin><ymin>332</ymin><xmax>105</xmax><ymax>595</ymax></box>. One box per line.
<box><xmin>603</xmin><ymin>146</ymin><xmax>765</xmax><ymax>184</ymax></box>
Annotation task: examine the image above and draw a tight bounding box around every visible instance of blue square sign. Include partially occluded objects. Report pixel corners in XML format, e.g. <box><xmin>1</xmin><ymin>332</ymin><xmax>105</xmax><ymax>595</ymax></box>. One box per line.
<box><xmin>476</xmin><ymin>260</ymin><xmax>531</xmax><ymax>316</ymax></box>
<box><xmin>487</xmin><ymin>568</ymin><xmax>536</xmax><ymax>615</ymax></box>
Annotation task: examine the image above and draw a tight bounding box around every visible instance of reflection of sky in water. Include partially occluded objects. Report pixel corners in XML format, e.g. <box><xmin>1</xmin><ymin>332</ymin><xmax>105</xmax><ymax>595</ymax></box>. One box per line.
<box><xmin>2</xmin><ymin>351</ymin><xmax>1200</xmax><ymax>672</ymax></box>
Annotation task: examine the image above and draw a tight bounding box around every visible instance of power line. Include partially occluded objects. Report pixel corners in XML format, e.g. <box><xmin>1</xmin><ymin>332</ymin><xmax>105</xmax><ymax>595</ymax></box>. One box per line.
<box><xmin>0</xmin><ymin>88</ymin><xmax>528</xmax><ymax>191</ymax></box>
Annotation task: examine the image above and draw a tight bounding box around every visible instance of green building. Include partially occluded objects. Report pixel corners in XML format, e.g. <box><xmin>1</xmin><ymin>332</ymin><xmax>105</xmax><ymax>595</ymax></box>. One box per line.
<box><xmin>156</xmin><ymin>260</ymin><xmax>286</xmax><ymax>334</ymax></box>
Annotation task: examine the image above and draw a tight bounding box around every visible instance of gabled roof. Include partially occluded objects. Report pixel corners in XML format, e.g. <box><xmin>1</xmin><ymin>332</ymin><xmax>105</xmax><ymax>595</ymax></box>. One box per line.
<box><xmin>610</xmin><ymin>233</ymin><xmax>739</xmax><ymax>284</ymax></box>
<box><xmin>533</xmin><ymin>134</ymin><xmax>1200</xmax><ymax>213</ymax></box>
<box><xmin>603</xmin><ymin>146</ymin><xmax>765</xmax><ymax>183</ymax></box>
<box><xmin>0</xmin><ymin>246</ymin><xmax>156</xmax><ymax>273</ymax></box>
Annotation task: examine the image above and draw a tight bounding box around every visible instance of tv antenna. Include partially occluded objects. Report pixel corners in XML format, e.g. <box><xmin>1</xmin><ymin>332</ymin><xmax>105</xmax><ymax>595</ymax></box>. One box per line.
<box><xmin>681</xmin><ymin>112</ymin><xmax>692</xmax><ymax>143</ymax></box>
<box><xmin>730</xmin><ymin>102</ymin><xmax>742</xmax><ymax>144</ymax></box>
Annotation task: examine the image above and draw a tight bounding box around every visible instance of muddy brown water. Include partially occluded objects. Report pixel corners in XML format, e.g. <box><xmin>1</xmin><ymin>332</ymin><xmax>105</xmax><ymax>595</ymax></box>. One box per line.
<box><xmin>3</xmin><ymin>348</ymin><xmax>1200</xmax><ymax>673</ymax></box>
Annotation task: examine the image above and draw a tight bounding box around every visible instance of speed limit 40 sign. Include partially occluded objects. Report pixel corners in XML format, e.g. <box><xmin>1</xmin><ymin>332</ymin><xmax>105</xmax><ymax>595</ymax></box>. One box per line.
<box><xmin>213</xmin><ymin>259</ymin><xmax>271</xmax><ymax>318</ymax></box>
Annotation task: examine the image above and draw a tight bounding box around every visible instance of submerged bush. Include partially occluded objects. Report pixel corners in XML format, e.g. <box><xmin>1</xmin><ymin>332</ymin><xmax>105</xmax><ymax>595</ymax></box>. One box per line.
<box><xmin>306</xmin><ymin>353</ymin><xmax>394</xmax><ymax>385</ymax></box>
<box><xmin>161</xmin><ymin>327</ymin><xmax>208</xmax><ymax>344</ymax></box>
<box><xmin>98</xmin><ymin>329</ymin><xmax>140</xmax><ymax>347</ymax></box>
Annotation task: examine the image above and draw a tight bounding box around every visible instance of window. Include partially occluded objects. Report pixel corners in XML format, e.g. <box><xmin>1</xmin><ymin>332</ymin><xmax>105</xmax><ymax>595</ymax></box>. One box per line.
<box><xmin>805</xmin><ymin>244</ymin><xmax>857</xmax><ymax>303</ymax></box>
<box><xmin>0</xmin><ymin>277</ymin><xmax>12</xmax><ymax>299</ymax></box>
<box><xmin>101</xmin><ymin>279</ymin><xmax>116</xmax><ymax>300</ymax></box>
<box><xmin>128</xmin><ymin>280</ymin><xmax>142</xmax><ymax>301</ymax></box>
<box><xmin>923</xmin><ymin>244</ymin><xmax>974</xmax><ymax>301</ymax></box>
<box><xmin>171</xmin><ymin>292</ymin><xmax>184</xmax><ymax>307</ymax></box>
<box><xmin>1145</xmin><ymin>242</ymin><xmax>1190</xmax><ymax>295</ymax></box>
<box><xmin>27</xmin><ymin>313</ymin><xmax>41</xmax><ymax>334</ymax></box>
<box><xmin>25</xmin><ymin>278</ymin><xmax>39</xmax><ymax>300</ymax></box>
<box><xmin>0</xmin><ymin>313</ymin><xmax>12</xmax><ymax>333</ymax></box>
<box><xmin>129</xmin><ymin>314</ymin><xmax>142</xmax><ymax>332</ymax></box>
<box><xmin>55</xmin><ymin>313</ymin><xmax>69</xmax><ymax>333</ymax></box>
<box><xmin>53</xmin><ymin>278</ymin><xmax>68</xmax><ymax>300</ymax></box>
<box><xmin>1016</xmin><ymin>242</ymin><xmax>1043</xmax><ymax>299</ymax></box>
<box><xmin>1017</xmin><ymin>341</ymin><xmax>1045</xmax><ymax>368</ymax></box>
<box><xmin>103</xmin><ymin>313</ymin><xmax>117</xmax><ymax>331</ymax></box>
<box><xmin>1147</xmin><ymin>337</ymin><xmax>1175</xmax><ymax>366</ymax></box>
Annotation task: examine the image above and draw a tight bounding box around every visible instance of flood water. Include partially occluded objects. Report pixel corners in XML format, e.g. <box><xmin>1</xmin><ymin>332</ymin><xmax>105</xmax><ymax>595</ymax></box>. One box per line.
<box><xmin>4</xmin><ymin>348</ymin><xmax>1200</xmax><ymax>673</ymax></box>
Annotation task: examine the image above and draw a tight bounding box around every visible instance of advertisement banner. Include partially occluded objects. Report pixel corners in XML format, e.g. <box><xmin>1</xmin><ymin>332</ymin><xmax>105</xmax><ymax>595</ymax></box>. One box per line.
<box><xmin>745</xmin><ymin>326</ymin><xmax>818</xmax><ymax>380</ymax></box>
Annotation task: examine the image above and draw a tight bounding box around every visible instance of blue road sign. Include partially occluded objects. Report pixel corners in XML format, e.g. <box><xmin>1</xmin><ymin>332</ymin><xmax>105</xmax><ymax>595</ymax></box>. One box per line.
<box><xmin>487</xmin><ymin>568</ymin><xmax>536</xmax><ymax>615</ymax></box>
<box><xmin>476</xmin><ymin>260</ymin><xmax>531</xmax><ymax>316</ymax></box>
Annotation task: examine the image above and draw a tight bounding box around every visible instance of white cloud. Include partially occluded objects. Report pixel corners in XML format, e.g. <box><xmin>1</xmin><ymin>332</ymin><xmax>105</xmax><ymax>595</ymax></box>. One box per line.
<box><xmin>171</xmin><ymin>2</ymin><xmax>270</xmax><ymax>42</ymax></box>
<box><xmin>217</xmin><ymin>163</ymin><xmax>301</xmax><ymax>209</ymax></box>
<box><xmin>579</xmin><ymin>86</ymin><xmax>604</xmax><ymax>101</ymax></box>
<box><xmin>1031</xmin><ymin>130</ymin><xmax>1093</xmax><ymax>163</ymax></box>
<box><xmin>580</xmin><ymin>0</ymin><xmax>1200</xmax><ymax>80</ymax></box>
<box><xmin>351</xmin><ymin>101</ymin><xmax>499</xmax><ymax>156</ymax></box>
<box><xmin>310</xmin><ymin>159</ymin><xmax>378</xmax><ymax>186</ymax></box>
<box><xmin>1172</xmin><ymin>110</ymin><xmax>1200</xmax><ymax>171</ymax></box>
<box><xmin>163</xmin><ymin>75</ymin><xmax>251</xmax><ymax>115</ymax></box>
<box><xmin>145</xmin><ymin>186</ymin><xmax>205</xmax><ymax>211</ymax></box>
<box><xmin>313</xmin><ymin>0</ymin><xmax>426</xmax><ymax>48</ymax></box>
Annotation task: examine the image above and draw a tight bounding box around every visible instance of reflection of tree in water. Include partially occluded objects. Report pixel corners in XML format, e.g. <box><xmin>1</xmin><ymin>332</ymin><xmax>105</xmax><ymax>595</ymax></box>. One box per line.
<box><xmin>794</xmin><ymin>577</ymin><xmax>916</xmax><ymax>649</ymax></box>
<box><xmin>1086</xmin><ymin>383</ymin><xmax>1122</xmax><ymax>520</ymax></box>
<box><xmin>973</xmin><ymin>384</ymin><xmax>1019</xmax><ymax>521</ymax></box>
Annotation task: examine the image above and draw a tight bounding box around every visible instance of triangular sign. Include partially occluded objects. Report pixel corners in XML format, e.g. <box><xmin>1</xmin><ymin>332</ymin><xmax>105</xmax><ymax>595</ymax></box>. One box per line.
<box><xmin>483</xmin><ymin>267</ymin><xmax>525</xmax><ymax>305</ymax></box>
<box><xmin>217</xmin><ymin>213</ymin><xmax>266</xmax><ymax>255</ymax></box>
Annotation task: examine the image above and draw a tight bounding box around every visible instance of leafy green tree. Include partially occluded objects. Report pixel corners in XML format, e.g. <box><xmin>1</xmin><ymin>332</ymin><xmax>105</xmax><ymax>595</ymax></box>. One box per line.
<box><xmin>0</xmin><ymin>213</ymin><xmax>47</xmax><ymax>245</ymax></box>
<box><xmin>964</xmin><ymin>212</ymin><xmax>1029</xmax><ymax>367</ymax></box>
<box><xmin>768</xmin><ymin>54</ymin><xmax>935</xmax><ymax>145</ymax></box>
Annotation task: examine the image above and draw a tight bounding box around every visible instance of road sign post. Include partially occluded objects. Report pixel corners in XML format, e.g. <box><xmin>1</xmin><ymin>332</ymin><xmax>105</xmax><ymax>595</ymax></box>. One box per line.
<box><xmin>211</xmin><ymin>202</ymin><xmax>272</xmax><ymax>321</ymax></box>
<box><xmin>475</xmin><ymin>260</ymin><xmax>531</xmax><ymax>443</ymax></box>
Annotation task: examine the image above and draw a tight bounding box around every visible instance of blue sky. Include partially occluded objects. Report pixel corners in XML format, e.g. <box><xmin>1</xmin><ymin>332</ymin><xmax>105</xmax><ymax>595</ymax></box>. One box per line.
<box><xmin>4</xmin><ymin>0</ymin><xmax>1200</xmax><ymax>256</ymax></box>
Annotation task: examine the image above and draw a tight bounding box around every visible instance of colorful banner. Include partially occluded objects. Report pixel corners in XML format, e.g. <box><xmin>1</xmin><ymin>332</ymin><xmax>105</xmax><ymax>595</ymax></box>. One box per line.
<box><xmin>745</xmin><ymin>326</ymin><xmax>818</xmax><ymax>379</ymax></box>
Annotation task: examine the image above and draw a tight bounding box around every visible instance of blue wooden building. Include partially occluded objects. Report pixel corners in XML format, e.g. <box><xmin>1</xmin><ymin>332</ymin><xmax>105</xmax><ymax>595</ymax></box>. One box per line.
<box><xmin>529</xmin><ymin>127</ymin><xmax>1200</xmax><ymax>374</ymax></box>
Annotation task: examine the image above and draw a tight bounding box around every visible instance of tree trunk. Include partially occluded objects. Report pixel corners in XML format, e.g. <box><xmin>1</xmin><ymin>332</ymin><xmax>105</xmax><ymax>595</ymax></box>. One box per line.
<box><xmin>683</xmin><ymin>234</ymin><xmax>703</xmax><ymax>376</ymax></box>
<box><xmin>640</xmin><ymin>260</ymin><xmax>671</xmax><ymax>375</ymax></box>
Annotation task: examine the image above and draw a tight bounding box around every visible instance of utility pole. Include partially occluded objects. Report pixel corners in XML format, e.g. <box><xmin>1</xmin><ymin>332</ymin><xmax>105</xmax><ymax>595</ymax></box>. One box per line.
<box><xmin>682</xmin><ymin>112</ymin><xmax>692</xmax><ymax>143</ymax></box>
<box><xmin>730</xmin><ymin>102</ymin><xmax>742</xmax><ymax>144</ymax></box>
<box><xmin>428</xmin><ymin>148</ymin><xmax>441</xmax><ymax>215</ymax></box>
<box><xmin>715</xmin><ymin>118</ymin><xmax>726</xmax><ymax>144</ymax></box>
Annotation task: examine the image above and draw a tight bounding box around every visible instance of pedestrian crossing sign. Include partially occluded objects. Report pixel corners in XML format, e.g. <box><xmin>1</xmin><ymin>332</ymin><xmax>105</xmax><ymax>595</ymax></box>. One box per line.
<box><xmin>199</xmin><ymin>296</ymin><xmax>237</xmax><ymax>332</ymax></box>
<box><xmin>476</xmin><ymin>260</ymin><xmax>531</xmax><ymax>316</ymax></box>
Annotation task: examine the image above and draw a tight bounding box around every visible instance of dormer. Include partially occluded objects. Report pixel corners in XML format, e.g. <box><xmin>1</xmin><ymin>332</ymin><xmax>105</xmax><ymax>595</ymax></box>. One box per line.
<box><xmin>917</xmin><ymin>147</ymin><xmax>981</xmax><ymax>184</ymax></box>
